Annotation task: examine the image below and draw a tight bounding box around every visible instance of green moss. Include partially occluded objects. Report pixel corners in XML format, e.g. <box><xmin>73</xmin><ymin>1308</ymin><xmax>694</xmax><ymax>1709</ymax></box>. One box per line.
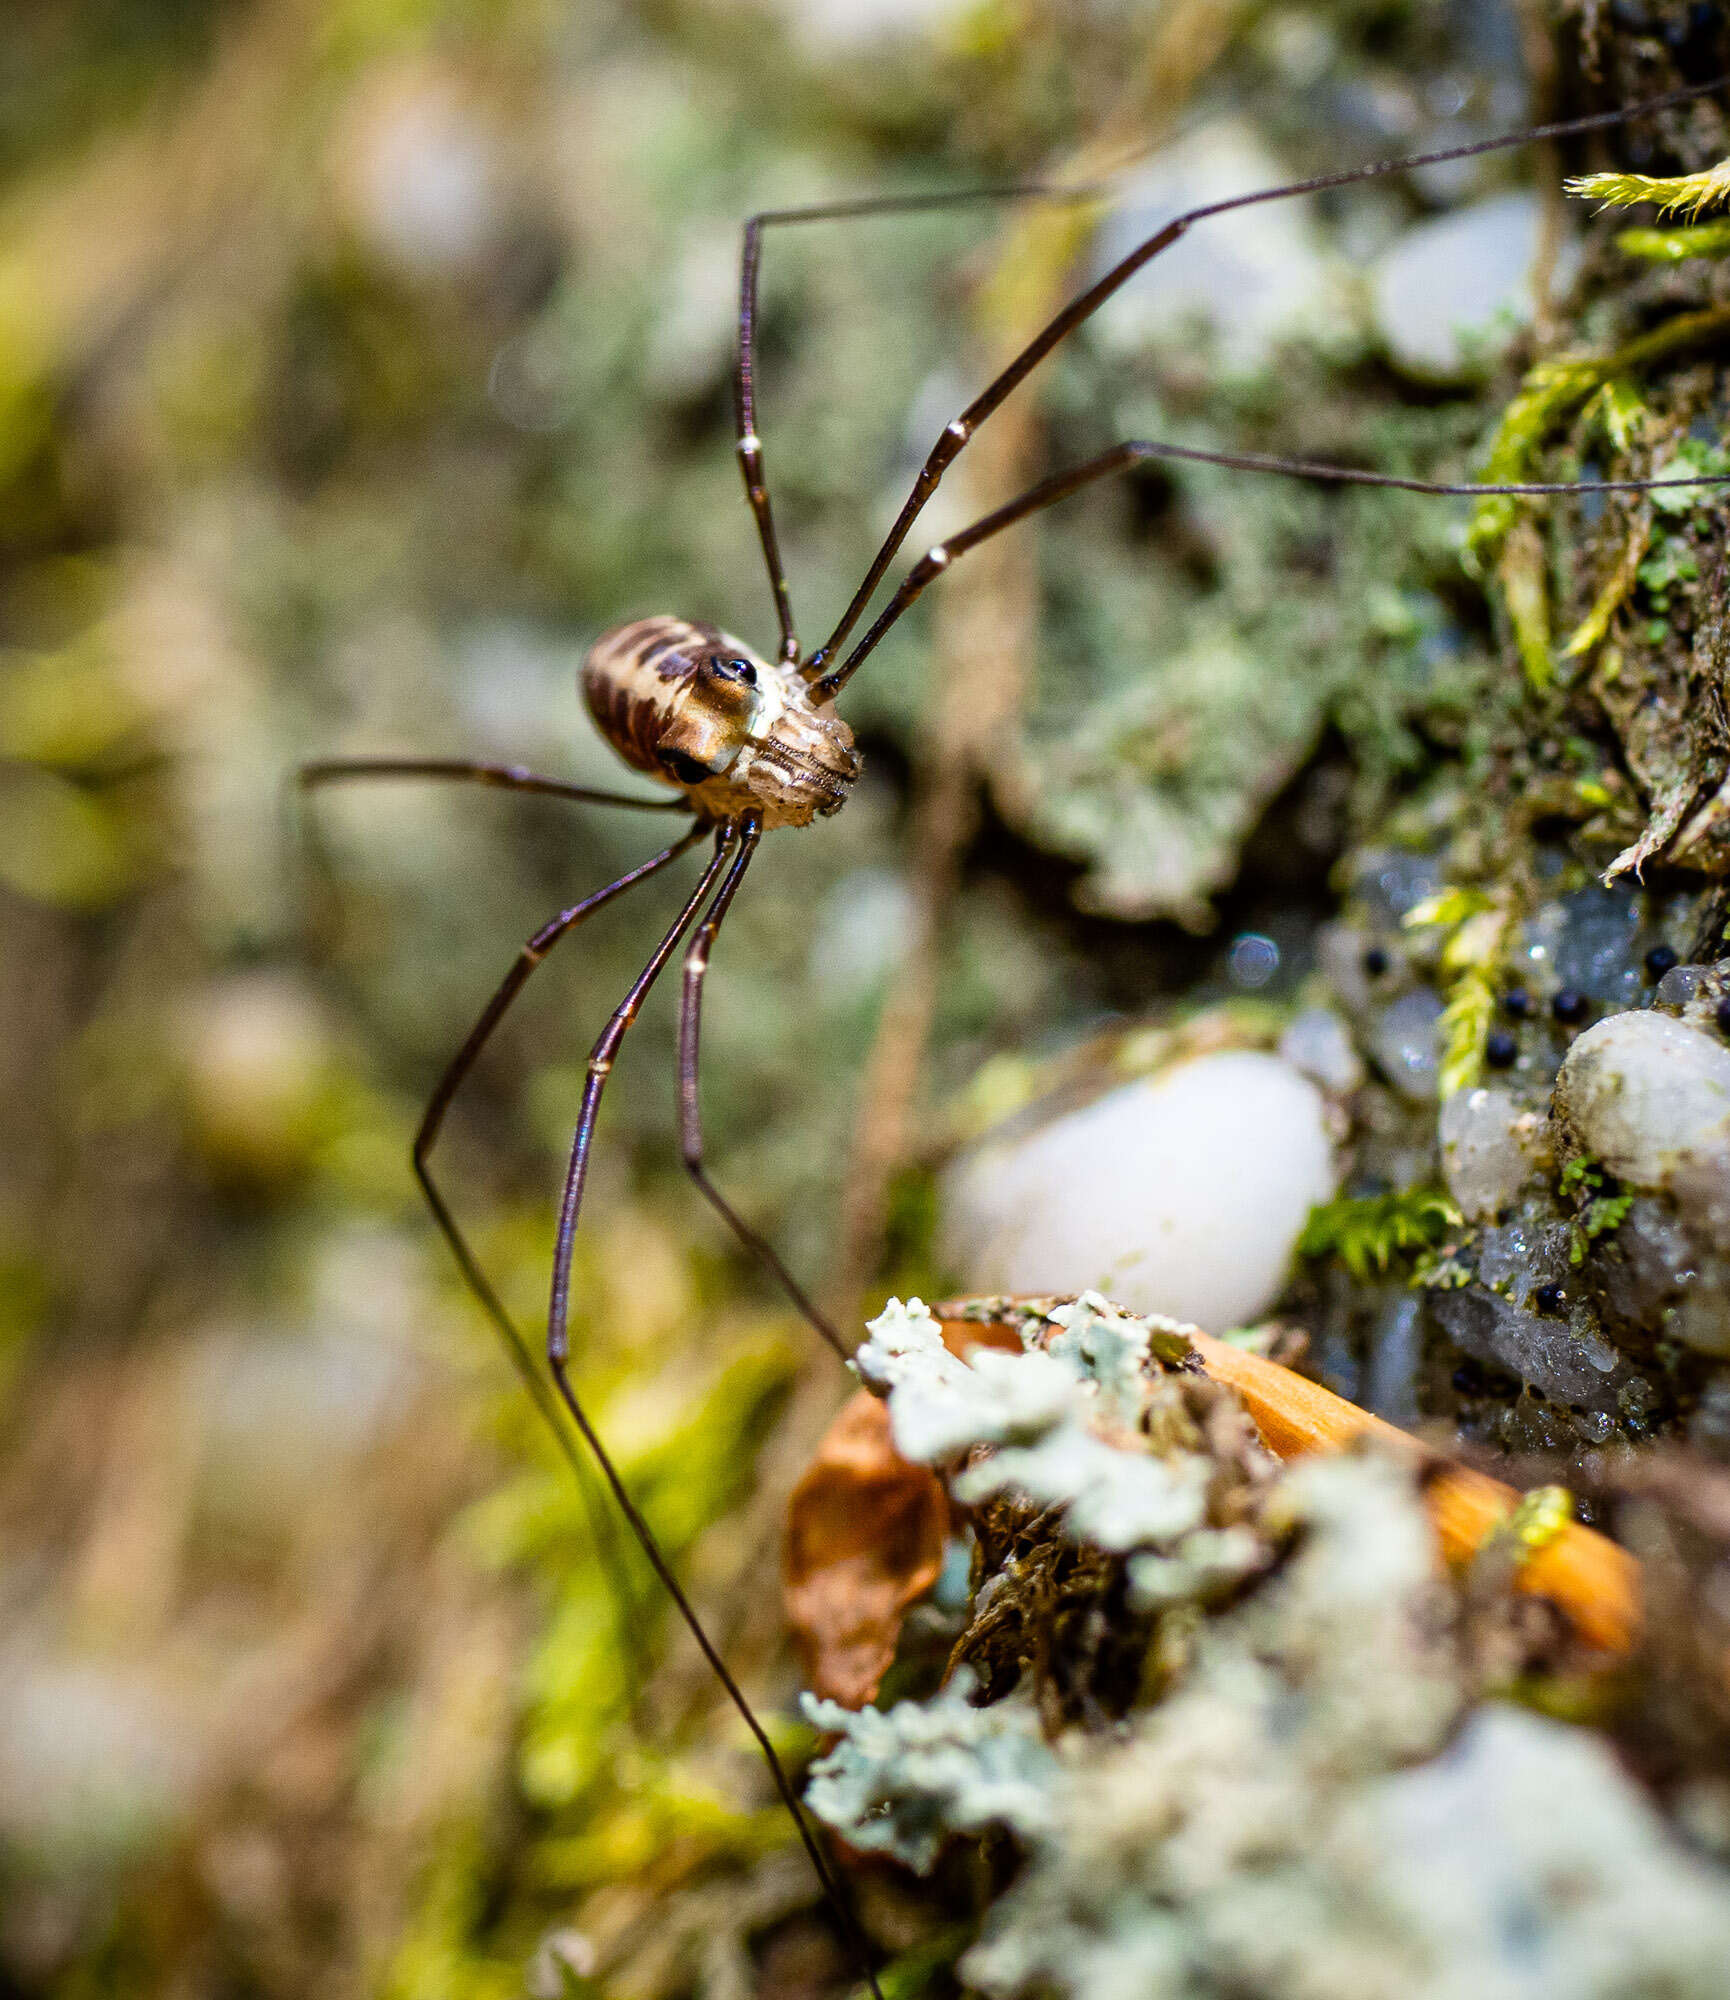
<box><xmin>1558</xmin><ymin>1158</ymin><xmax>1635</xmax><ymax>1264</ymax></box>
<box><xmin>382</xmin><ymin>1821</ymin><xmax>521</xmax><ymax>2000</ymax></box>
<box><xmin>1568</xmin><ymin>162</ymin><xmax>1730</xmax><ymax>220</ymax></box>
<box><xmin>1616</xmin><ymin>218</ymin><xmax>1730</xmax><ymax>263</ymax></box>
<box><xmin>1298</xmin><ymin>1189</ymin><xmax>1461</xmax><ymax>1282</ymax></box>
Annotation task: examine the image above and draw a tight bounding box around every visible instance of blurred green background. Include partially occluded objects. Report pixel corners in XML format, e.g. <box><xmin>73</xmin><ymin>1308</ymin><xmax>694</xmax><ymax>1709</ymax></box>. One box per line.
<box><xmin>0</xmin><ymin>1</ymin><xmax>1579</xmax><ymax>1992</ymax></box>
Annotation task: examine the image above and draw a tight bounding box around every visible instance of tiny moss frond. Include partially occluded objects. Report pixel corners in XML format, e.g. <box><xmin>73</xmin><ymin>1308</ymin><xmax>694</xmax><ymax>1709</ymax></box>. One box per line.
<box><xmin>1299</xmin><ymin>1189</ymin><xmax>1462</xmax><ymax>1281</ymax></box>
<box><xmin>1465</xmin><ymin>304</ymin><xmax>1730</xmax><ymax>572</ymax></box>
<box><xmin>1402</xmin><ymin>886</ymin><xmax>1493</xmax><ymax>934</ymax></box>
<box><xmin>1568</xmin><ymin>161</ymin><xmax>1730</xmax><ymax>220</ymax></box>
<box><xmin>1588</xmin><ymin>376</ymin><xmax>1647</xmax><ymax>455</ymax></box>
<box><xmin>1405</xmin><ymin>889</ymin><xmax>1510</xmax><ymax>1094</ymax></box>
<box><xmin>1559</xmin><ymin>1157</ymin><xmax>1633</xmax><ymax>1263</ymax></box>
<box><xmin>1583</xmin><ymin>1192</ymin><xmax>1634</xmax><ymax>1240</ymax></box>
<box><xmin>1465</xmin><ymin>355</ymin><xmax>1604</xmax><ymax>570</ymax></box>
<box><xmin>1563</xmin><ymin>509</ymin><xmax>1651</xmax><ymax>660</ymax></box>
<box><xmin>1437</xmin><ymin>967</ymin><xmax>1497</xmax><ymax>1097</ymax></box>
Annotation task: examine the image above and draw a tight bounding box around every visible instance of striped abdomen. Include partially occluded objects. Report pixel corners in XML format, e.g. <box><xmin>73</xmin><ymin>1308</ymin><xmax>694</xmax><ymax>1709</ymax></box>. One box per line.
<box><xmin>581</xmin><ymin>616</ymin><xmax>860</xmax><ymax>830</ymax></box>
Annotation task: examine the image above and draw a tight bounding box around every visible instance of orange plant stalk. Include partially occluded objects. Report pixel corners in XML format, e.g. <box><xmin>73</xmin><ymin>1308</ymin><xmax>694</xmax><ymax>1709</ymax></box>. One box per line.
<box><xmin>1185</xmin><ymin>1328</ymin><xmax>1640</xmax><ymax>1655</ymax></box>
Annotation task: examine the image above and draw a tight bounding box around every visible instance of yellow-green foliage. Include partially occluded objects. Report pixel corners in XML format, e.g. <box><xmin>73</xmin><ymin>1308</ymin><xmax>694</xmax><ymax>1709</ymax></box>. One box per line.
<box><xmin>1569</xmin><ymin>161</ymin><xmax>1730</xmax><ymax>219</ymax></box>
<box><xmin>1464</xmin><ymin>355</ymin><xmax>1609</xmax><ymax>571</ymax></box>
<box><xmin>1298</xmin><ymin>1188</ymin><xmax>1461</xmax><ymax>1281</ymax></box>
<box><xmin>1403</xmin><ymin>888</ymin><xmax>1509</xmax><ymax>1096</ymax></box>
<box><xmin>1563</xmin><ymin>505</ymin><xmax>1652</xmax><ymax>662</ymax></box>
<box><xmin>1465</xmin><ymin>308</ymin><xmax>1730</xmax><ymax>591</ymax></box>
<box><xmin>1559</xmin><ymin>1158</ymin><xmax>1635</xmax><ymax>1264</ymax></box>
<box><xmin>1435</xmin><ymin>967</ymin><xmax>1498</xmax><ymax>1098</ymax></box>
<box><xmin>1616</xmin><ymin>218</ymin><xmax>1730</xmax><ymax>262</ymax></box>
<box><xmin>465</xmin><ymin>1328</ymin><xmax>796</xmax><ymax>1883</ymax></box>
<box><xmin>382</xmin><ymin>1822</ymin><xmax>522</xmax><ymax>2000</ymax></box>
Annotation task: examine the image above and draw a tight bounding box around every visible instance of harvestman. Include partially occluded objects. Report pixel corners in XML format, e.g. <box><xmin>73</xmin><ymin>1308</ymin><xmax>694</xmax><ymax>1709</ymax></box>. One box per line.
<box><xmin>303</xmin><ymin>81</ymin><xmax>1730</xmax><ymax>1986</ymax></box>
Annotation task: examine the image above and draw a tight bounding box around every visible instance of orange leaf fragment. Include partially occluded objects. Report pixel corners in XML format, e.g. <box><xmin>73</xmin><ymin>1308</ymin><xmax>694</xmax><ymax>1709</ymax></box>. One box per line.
<box><xmin>785</xmin><ymin>1389</ymin><xmax>950</xmax><ymax>1709</ymax></box>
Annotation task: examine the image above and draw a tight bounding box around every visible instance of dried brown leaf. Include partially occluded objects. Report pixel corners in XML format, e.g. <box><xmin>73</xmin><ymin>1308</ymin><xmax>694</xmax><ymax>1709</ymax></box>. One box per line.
<box><xmin>784</xmin><ymin>1391</ymin><xmax>949</xmax><ymax>1710</ymax></box>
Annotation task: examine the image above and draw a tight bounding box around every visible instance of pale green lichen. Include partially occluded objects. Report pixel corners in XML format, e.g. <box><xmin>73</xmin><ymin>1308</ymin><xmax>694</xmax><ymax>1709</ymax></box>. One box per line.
<box><xmin>966</xmin><ymin>1696</ymin><xmax>1730</xmax><ymax>2000</ymax></box>
<box><xmin>801</xmin><ymin>1670</ymin><xmax>1056</xmax><ymax>1874</ymax></box>
<box><xmin>805</xmin><ymin>1447</ymin><xmax>1730</xmax><ymax>2000</ymax></box>
<box><xmin>855</xmin><ymin>1296</ymin><xmax>1267</xmax><ymax>1602</ymax></box>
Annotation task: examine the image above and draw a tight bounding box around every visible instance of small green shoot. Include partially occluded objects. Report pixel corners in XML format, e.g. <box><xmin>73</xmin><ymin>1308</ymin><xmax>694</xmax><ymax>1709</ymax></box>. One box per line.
<box><xmin>1616</xmin><ymin>217</ymin><xmax>1730</xmax><ymax>263</ymax></box>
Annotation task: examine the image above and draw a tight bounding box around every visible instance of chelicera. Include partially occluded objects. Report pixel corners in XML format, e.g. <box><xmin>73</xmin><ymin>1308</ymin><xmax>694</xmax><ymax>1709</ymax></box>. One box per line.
<box><xmin>303</xmin><ymin>79</ymin><xmax>1730</xmax><ymax>1988</ymax></box>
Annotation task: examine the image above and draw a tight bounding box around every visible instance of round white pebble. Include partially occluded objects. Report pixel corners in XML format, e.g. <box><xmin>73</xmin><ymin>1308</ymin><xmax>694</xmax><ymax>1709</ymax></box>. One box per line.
<box><xmin>1370</xmin><ymin>191</ymin><xmax>1566</xmax><ymax>381</ymax></box>
<box><xmin>941</xmin><ymin>1050</ymin><xmax>1338</xmax><ymax>1332</ymax></box>
<box><xmin>1439</xmin><ymin>1086</ymin><xmax>1545</xmax><ymax>1221</ymax></box>
<box><xmin>1554</xmin><ymin>1011</ymin><xmax>1730</xmax><ymax>1249</ymax></box>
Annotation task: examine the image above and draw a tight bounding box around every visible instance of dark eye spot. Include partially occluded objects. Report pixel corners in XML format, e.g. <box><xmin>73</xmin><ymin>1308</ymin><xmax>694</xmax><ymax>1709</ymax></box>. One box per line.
<box><xmin>710</xmin><ymin>655</ymin><xmax>757</xmax><ymax>686</ymax></box>
<box><xmin>661</xmin><ymin>749</ymin><xmax>714</xmax><ymax>786</ymax></box>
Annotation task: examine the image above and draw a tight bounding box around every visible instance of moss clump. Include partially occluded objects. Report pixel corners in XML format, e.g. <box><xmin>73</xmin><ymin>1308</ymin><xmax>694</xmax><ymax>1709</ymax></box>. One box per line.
<box><xmin>1298</xmin><ymin>1189</ymin><xmax>1462</xmax><ymax>1283</ymax></box>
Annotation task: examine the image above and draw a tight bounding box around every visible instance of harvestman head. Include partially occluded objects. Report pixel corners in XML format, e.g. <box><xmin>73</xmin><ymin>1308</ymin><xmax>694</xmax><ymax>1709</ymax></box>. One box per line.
<box><xmin>302</xmin><ymin>76</ymin><xmax>1730</xmax><ymax>1991</ymax></box>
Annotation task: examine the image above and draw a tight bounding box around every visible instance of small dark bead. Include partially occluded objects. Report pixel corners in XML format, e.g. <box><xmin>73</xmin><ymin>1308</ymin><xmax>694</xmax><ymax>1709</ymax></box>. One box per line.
<box><xmin>1362</xmin><ymin>944</ymin><xmax>1390</xmax><ymax>978</ymax></box>
<box><xmin>1484</xmin><ymin>1029</ymin><xmax>1518</xmax><ymax>1069</ymax></box>
<box><xmin>1451</xmin><ymin>1357</ymin><xmax>1486</xmax><ymax>1396</ymax></box>
<box><xmin>1533</xmin><ymin>1282</ymin><xmax>1567</xmax><ymax>1315</ymax></box>
<box><xmin>1644</xmin><ymin>944</ymin><xmax>1679</xmax><ymax>981</ymax></box>
<box><xmin>1552</xmin><ymin>988</ymin><xmax>1589</xmax><ymax>1024</ymax></box>
<box><xmin>1717</xmin><ymin>995</ymin><xmax>1730</xmax><ymax>1039</ymax></box>
<box><xmin>1502</xmin><ymin>987</ymin><xmax>1532</xmax><ymax>1019</ymax></box>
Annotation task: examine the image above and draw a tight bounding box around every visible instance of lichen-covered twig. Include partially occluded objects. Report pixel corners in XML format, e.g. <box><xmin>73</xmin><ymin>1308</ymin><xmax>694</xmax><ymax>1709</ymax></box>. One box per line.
<box><xmin>922</xmin><ymin>1300</ymin><xmax>1641</xmax><ymax>1655</ymax></box>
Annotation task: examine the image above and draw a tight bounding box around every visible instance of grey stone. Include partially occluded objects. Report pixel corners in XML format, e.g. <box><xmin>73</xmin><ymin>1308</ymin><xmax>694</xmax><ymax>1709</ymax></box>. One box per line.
<box><xmin>1371</xmin><ymin>988</ymin><xmax>1444</xmax><ymax>1101</ymax></box>
<box><xmin>1431</xmin><ymin>1285</ymin><xmax>1620</xmax><ymax>1405</ymax></box>
<box><xmin>1370</xmin><ymin>191</ymin><xmax>1572</xmax><ymax>381</ymax></box>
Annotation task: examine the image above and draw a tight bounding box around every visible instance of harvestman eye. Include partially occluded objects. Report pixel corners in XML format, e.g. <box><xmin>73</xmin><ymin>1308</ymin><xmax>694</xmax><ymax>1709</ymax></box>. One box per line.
<box><xmin>298</xmin><ymin>74</ymin><xmax>1730</xmax><ymax>1997</ymax></box>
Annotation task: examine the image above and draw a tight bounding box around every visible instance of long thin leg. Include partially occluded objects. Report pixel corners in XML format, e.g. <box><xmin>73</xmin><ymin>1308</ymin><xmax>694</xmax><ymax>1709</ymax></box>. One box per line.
<box><xmin>415</xmin><ymin>826</ymin><xmax>708</xmax><ymax>1705</ymax></box>
<box><xmin>300</xmin><ymin>755</ymin><xmax>690</xmax><ymax>812</ymax></box>
<box><xmin>825</xmin><ymin>436</ymin><xmax>1730</xmax><ymax>686</ymax></box>
<box><xmin>414</xmin><ymin>825</ymin><xmax>706</xmax><ymax>1423</ymax></box>
<box><xmin>542</xmin><ymin>825</ymin><xmax>883</xmax><ymax>2000</ymax></box>
<box><xmin>735</xmin><ymin>181</ymin><xmax>1098</xmax><ymax>665</ymax></box>
<box><xmin>804</xmin><ymin>75</ymin><xmax>1730</xmax><ymax>689</ymax></box>
<box><xmin>675</xmin><ymin>815</ymin><xmax>847</xmax><ymax>1358</ymax></box>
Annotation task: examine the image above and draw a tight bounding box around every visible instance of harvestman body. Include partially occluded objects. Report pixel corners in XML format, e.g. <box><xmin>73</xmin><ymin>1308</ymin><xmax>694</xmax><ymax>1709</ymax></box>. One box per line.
<box><xmin>303</xmin><ymin>78</ymin><xmax>1730</xmax><ymax>1989</ymax></box>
